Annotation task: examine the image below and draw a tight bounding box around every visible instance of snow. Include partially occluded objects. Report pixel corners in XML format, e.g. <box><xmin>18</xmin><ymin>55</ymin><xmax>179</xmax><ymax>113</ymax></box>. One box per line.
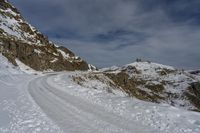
<box><xmin>126</xmin><ymin>62</ymin><xmax>175</xmax><ymax>78</ymax></box>
<box><xmin>57</xmin><ymin>49</ymin><xmax>83</xmax><ymax>63</ymax></box>
<box><xmin>0</xmin><ymin>54</ymin><xmax>22</xmax><ymax>75</ymax></box>
<box><xmin>15</xmin><ymin>59</ymin><xmax>54</xmax><ymax>74</ymax></box>
<box><xmin>128</xmin><ymin>62</ymin><xmax>175</xmax><ymax>70</ymax></box>
<box><xmin>0</xmin><ymin>53</ymin><xmax>200</xmax><ymax>133</ymax></box>
<box><xmin>0</xmin><ymin>6</ymin><xmax>44</xmax><ymax>45</ymax></box>
<box><xmin>46</xmin><ymin>72</ymin><xmax>200</xmax><ymax>133</ymax></box>
<box><xmin>57</xmin><ymin>49</ymin><xmax>70</xmax><ymax>59</ymax></box>
<box><xmin>34</xmin><ymin>49</ymin><xmax>42</xmax><ymax>54</ymax></box>
<box><xmin>29</xmin><ymin>73</ymin><xmax>155</xmax><ymax>133</ymax></box>
<box><xmin>0</xmin><ymin>55</ymin><xmax>63</xmax><ymax>133</ymax></box>
<box><xmin>15</xmin><ymin>59</ymin><xmax>39</xmax><ymax>74</ymax></box>
<box><xmin>103</xmin><ymin>62</ymin><xmax>175</xmax><ymax>77</ymax></box>
<box><xmin>88</xmin><ymin>64</ymin><xmax>97</xmax><ymax>71</ymax></box>
<box><xmin>4</xmin><ymin>8</ymin><xmax>18</xmax><ymax>17</ymax></box>
<box><xmin>0</xmin><ymin>4</ymin><xmax>85</xmax><ymax>65</ymax></box>
<box><xmin>4</xmin><ymin>0</ymin><xmax>9</xmax><ymax>3</ymax></box>
<box><xmin>100</xmin><ymin>66</ymin><xmax>119</xmax><ymax>72</ymax></box>
<box><xmin>74</xmin><ymin>56</ymin><xmax>80</xmax><ymax>60</ymax></box>
<box><xmin>0</xmin><ymin>15</ymin><xmax>22</xmax><ymax>38</ymax></box>
<box><xmin>53</xmin><ymin>52</ymin><xmax>59</xmax><ymax>56</ymax></box>
<box><xmin>50</xmin><ymin>58</ymin><xmax>58</xmax><ymax>63</ymax></box>
<box><xmin>101</xmin><ymin>61</ymin><xmax>199</xmax><ymax>111</ymax></box>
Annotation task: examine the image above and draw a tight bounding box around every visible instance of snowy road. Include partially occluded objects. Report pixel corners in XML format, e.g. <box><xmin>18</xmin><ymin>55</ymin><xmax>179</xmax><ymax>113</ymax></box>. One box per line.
<box><xmin>1</xmin><ymin>55</ymin><xmax>200</xmax><ymax>133</ymax></box>
<box><xmin>0</xmin><ymin>71</ymin><xmax>199</xmax><ymax>133</ymax></box>
<box><xmin>0</xmin><ymin>74</ymin><xmax>63</xmax><ymax>133</ymax></box>
<box><xmin>27</xmin><ymin>73</ymin><xmax>200</xmax><ymax>133</ymax></box>
<box><xmin>29</xmin><ymin>74</ymin><xmax>158</xmax><ymax>133</ymax></box>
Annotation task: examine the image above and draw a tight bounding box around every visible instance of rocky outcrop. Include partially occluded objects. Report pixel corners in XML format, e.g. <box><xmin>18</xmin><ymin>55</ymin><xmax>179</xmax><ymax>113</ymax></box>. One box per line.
<box><xmin>185</xmin><ymin>82</ymin><xmax>200</xmax><ymax>111</ymax></box>
<box><xmin>0</xmin><ymin>36</ymin><xmax>89</xmax><ymax>71</ymax></box>
<box><xmin>0</xmin><ymin>0</ymin><xmax>90</xmax><ymax>71</ymax></box>
<box><xmin>189</xmin><ymin>70</ymin><xmax>200</xmax><ymax>75</ymax></box>
<box><xmin>105</xmin><ymin>72</ymin><xmax>166</xmax><ymax>103</ymax></box>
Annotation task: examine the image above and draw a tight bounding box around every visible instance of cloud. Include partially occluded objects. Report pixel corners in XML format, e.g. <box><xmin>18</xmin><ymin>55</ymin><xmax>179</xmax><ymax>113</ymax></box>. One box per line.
<box><xmin>9</xmin><ymin>0</ymin><xmax>200</xmax><ymax>69</ymax></box>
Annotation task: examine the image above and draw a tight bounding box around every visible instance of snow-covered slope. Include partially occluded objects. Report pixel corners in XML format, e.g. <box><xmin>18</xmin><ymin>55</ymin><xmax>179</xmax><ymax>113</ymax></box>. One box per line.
<box><xmin>0</xmin><ymin>0</ymin><xmax>90</xmax><ymax>71</ymax></box>
<box><xmin>0</xmin><ymin>0</ymin><xmax>43</xmax><ymax>45</ymax></box>
<box><xmin>0</xmin><ymin>54</ymin><xmax>63</xmax><ymax>133</ymax></box>
<box><xmin>76</xmin><ymin>61</ymin><xmax>200</xmax><ymax>112</ymax></box>
<box><xmin>103</xmin><ymin>61</ymin><xmax>200</xmax><ymax>111</ymax></box>
<box><xmin>0</xmin><ymin>54</ymin><xmax>22</xmax><ymax>75</ymax></box>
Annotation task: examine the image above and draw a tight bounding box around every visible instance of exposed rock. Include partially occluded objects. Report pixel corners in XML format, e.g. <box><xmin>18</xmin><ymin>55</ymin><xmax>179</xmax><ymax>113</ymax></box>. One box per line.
<box><xmin>189</xmin><ymin>70</ymin><xmax>200</xmax><ymax>75</ymax></box>
<box><xmin>185</xmin><ymin>82</ymin><xmax>200</xmax><ymax>111</ymax></box>
<box><xmin>105</xmin><ymin>72</ymin><xmax>165</xmax><ymax>103</ymax></box>
<box><xmin>0</xmin><ymin>36</ymin><xmax>89</xmax><ymax>71</ymax></box>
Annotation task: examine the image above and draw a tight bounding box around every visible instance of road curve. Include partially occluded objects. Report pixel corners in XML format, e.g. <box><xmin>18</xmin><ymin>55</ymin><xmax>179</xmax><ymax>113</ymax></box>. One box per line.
<box><xmin>28</xmin><ymin>74</ymin><xmax>158</xmax><ymax>133</ymax></box>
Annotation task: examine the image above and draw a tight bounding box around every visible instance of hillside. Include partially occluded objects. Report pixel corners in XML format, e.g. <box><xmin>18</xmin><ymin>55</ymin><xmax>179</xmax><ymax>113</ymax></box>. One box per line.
<box><xmin>0</xmin><ymin>0</ymin><xmax>90</xmax><ymax>71</ymax></box>
<box><xmin>72</xmin><ymin>61</ymin><xmax>200</xmax><ymax>112</ymax></box>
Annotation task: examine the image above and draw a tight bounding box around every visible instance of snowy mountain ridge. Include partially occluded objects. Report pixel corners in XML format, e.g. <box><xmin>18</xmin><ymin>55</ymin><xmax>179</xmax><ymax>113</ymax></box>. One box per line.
<box><xmin>0</xmin><ymin>0</ymin><xmax>91</xmax><ymax>72</ymax></box>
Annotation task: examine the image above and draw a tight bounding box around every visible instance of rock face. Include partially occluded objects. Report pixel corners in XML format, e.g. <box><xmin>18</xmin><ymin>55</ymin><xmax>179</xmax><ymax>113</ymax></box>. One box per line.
<box><xmin>0</xmin><ymin>0</ymin><xmax>89</xmax><ymax>71</ymax></box>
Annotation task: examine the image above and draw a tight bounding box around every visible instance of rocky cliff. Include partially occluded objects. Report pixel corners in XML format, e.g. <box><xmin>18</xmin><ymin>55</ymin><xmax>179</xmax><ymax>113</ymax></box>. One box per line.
<box><xmin>0</xmin><ymin>0</ymin><xmax>90</xmax><ymax>71</ymax></box>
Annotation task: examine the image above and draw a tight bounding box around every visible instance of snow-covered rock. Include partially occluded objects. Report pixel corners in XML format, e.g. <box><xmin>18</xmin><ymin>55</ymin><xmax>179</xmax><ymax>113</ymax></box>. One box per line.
<box><xmin>76</xmin><ymin>61</ymin><xmax>200</xmax><ymax>112</ymax></box>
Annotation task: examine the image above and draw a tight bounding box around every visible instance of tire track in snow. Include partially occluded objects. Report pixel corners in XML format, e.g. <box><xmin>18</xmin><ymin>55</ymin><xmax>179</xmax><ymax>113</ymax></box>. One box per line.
<box><xmin>29</xmin><ymin>74</ymin><xmax>158</xmax><ymax>133</ymax></box>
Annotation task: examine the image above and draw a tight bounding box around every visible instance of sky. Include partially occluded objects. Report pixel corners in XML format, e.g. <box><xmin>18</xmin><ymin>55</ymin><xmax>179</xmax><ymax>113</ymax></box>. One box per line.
<box><xmin>9</xmin><ymin>0</ymin><xmax>200</xmax><ymax>69</ymax></box>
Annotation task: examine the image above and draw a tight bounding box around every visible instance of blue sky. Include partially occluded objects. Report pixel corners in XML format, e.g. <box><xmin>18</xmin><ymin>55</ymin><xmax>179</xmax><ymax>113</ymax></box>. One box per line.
<box><xmin>10</xmin><ymin>0</ymin><xmax>200</xmax><ymax>69</ymax></box>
